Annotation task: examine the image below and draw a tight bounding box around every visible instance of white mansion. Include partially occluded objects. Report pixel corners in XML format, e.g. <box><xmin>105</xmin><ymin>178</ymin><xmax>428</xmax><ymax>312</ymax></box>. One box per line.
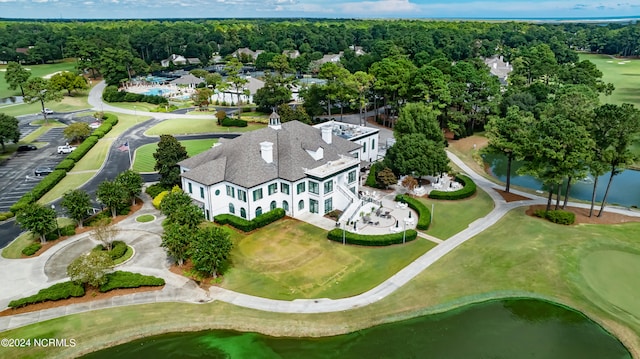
<box><xmin>178</xmin><ymin>114</ymin><xmax>379</xmax><ymax>221</ymax></box>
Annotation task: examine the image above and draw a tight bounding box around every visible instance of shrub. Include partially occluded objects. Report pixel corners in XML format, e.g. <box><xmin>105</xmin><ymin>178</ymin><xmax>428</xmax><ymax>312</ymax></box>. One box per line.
<box><xmin>10</xmin><ymin>170</ymin><xmax>67</xmax><ymax>213</ymax></box>
<box><xmin>55</xmin><ymin>159</ymin><xmax>76</xmax><ymax>172</ymax></box>
<box><xmin>66</xmin><ymin>136</ymin><xmax>99</xmax><ymax>162</ymax></box>
<box><xmin>327</xmin><ymin>228</ymin><xmax>418</xmax><ymax>246</ymax></box>
<box><xmin>365</xmin><ymin>163</ymin><xmax>379</xmax><ymax>188</ymax></box>
<box><xmin>428</xmin><ymin>175</ymin><xmax>477</xmax><ymax>200</ymax></box>
<box><xmin>109</xmin><ymin>241</ymin><xmax>128</xmax><ymax>260</ymax></box>
<box><xmin>214</xmin><ymin>208</ymin><xmax>285</xmax><ymax>232</ymax></box>
<box><xmin>102</xmin><ymin>85</ymin><xmax>167</xmax><ymax>105</ymax></box>
<box><xmin>395</xmin><ymin>194</ymin><xmax>431</xmax><ymax>230</ymax></box>
<box><xmin>84</xmin><ymin>211</ymin><xmax>111</xmax><ymax>227</ymax></box>
<box><xmin>535</xmin><ymin>209</ymin><xmax>575</xmax><ymax>225</ymax></box>
<box><xmin>60</xmin><ymin>224</ymin><xmax>76</xmax><ymax>236</ymax></box>
<box><xmin>99</xmin><ymin>271</ymin><xmax>165</xmax><ymax>292</ymax></box>
<box><xmin>152</xmin><ymin>190</ymin><xmax>169</xmax><ymax>209</ymax></box>
<box><xmin>221</xmin><ymin>117</ymin><xmax>248</xmax><ymax>127</ymax></box>
<box><xmin>145</xmin><ymin>183</ymin><xmax>168</xmax><ymax>199</ymax></box>
<box><xmin>214</xmin><ymin>214</ymin><xmax>255</xmax><ymax>232</ymax></box>
<box><xmin>8</xmin><ymin>281</ymin><xmax>85</xmax><ymax>308</ymax></box>
<box><xmin>102</xmin><ymin>113</ymin><xmax>119</xmax><ymax>126</ymax></box>
<box><xmin>45</xmin><ymin>231</ymin><xmax>59</xmax><ymax>241</ymax></box>
<box><xmin>0</xmin><ymin>211</ymin><xmax>14</xmax><ymax>221</ymax></box>
<box><xmin>22</xmin><ymin>242</ymin><xmax>42</xmax><ymax>256</ymax></box>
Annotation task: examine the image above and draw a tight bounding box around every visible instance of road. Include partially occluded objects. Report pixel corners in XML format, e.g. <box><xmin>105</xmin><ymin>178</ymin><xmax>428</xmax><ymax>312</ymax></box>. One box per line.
<box><xmin>0</xmin><ymin>85</ymin><xmax>239</xmax><ymax>248</ymax></box>
<box><xmin>2</xmin><ymin>81</ymin><xmax>640</xmax><ymax>330</ymax></box>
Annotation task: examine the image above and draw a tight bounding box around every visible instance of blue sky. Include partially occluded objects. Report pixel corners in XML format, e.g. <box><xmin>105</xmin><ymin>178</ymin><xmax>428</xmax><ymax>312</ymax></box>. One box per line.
<box><xmin>1</xmin><ymin>0</ymin><xmax>640</xmax><ymax>19</ymax></box>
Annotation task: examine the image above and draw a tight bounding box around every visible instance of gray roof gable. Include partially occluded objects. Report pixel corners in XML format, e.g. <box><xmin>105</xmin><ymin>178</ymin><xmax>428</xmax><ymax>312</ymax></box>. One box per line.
<box><xmin>179</xmin><ymin>121</ymin><xmax>360</xmax><ymax>188</ymax></box>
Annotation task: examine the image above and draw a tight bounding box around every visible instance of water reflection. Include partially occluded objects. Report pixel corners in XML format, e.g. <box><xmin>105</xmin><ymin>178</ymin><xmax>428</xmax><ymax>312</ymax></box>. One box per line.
<box><xmin>81</xmin><ymin>299</ymin><xmax>630</xmax><ymax>359</ymax></box>
<box><xmin>483</xmin><ymin>153</ymin><xmax>640</xmax><ymax>207</ymax></box>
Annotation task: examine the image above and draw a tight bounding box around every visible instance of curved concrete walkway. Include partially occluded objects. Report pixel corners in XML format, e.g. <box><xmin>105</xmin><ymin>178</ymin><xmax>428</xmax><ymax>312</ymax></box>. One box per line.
<box><xmin>2</xmin><ymin>85</ymin><xmax>640</xmax><ymax>330</ymax></box>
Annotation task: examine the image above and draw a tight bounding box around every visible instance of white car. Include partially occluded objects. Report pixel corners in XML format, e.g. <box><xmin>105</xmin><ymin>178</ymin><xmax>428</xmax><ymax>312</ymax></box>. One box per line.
<box><xmin>57</xmin><ymin>145</ymin><xmax>77</xmax><ymax>154</ymax></box>
<box><xmin>89</xmin><ymin>121</ymin><xmax>102</xmax><ymax>129</ymax></box>
<box><xmin>42</xmin><ymin>108</ymin><xmax>54</xmax><ymax>115</ymax></box>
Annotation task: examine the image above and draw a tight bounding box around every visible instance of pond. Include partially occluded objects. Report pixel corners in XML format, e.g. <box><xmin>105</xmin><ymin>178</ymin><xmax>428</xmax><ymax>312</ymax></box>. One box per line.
<box><xmin>81</xmin><ymin>299</ymin><xmax>630</xmax><ymax>358</ymax></box>
<box><xmin>483</xmin><ymin>153</ymin><xmax>640</xmax><ymax>208</ymax></box>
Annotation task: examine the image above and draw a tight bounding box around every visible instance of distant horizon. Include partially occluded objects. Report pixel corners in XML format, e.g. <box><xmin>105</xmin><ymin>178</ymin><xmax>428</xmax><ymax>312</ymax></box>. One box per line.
<box><xmin>1</xmin><ymin>15</ymin><xmax>639</xmax><ymax>23</ymax></box>
<box><xmin>1</xmin><ymin>0</ymin><xmax>640</xmax><ymax>22</ymax></box>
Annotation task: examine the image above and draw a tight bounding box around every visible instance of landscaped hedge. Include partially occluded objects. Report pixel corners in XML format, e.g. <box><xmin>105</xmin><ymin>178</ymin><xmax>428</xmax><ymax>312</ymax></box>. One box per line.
<box><xmin>109</xmin><ymin>241</ymin><xmax>128</xmax><ymax>260</ymax></box>
<box><xmin>22</xmin><ymin>242</ymin><xmax>42</xmax><ymax>256</ymax></box>
<box><xmin>8</xmin><ymin>281</ymin><xmax>85</xmax><ymax>308</ymax></box>
<box><xmin>428</xmin><ymin>175</ymin><xmax>477</xmax><ymax>200</ymax></box>
<box><xmin>99</xmin><ymin>271</ymin><xmax>165</xmax><ymax>292</ymax></box>
<box><xmin>7</xmin><ymin>112</ymin><xmax>120</xmax><ymax>216</ymax></box>
<box><xmin>103</xmin><ymin>85</ymin><xmax>168</xmax><ymax>105</ymax></box>
<box><xmin>534</xmin><ymin>209</ymin><xmax>576</xmax><ymax>225</ymax></box>
<box><xmin>66</xmin><ymin>135</ymin><xmax>99</xmax><ymax>162</ymax></box>
<box><xmin>214</xmin><ymin>208</ymin><xmax>286</xmax><ymax>232</ymax></box>
<box><xmin>10</xmin><ymin>170</ymin><xmax>67</xmax><ymax>213</ymax></box>
<box><xmin>93</xmin><ymin>240</ymin><xmax>128</xmax><ymax>260</ymax></box>
<box><xmin>55</xmin><ymin>158</ymin><xmax>75</xmax><ymax>172</ymax></box>
<box><xmin>0</xmin><ymin>211</ymin><xmax>13</xmax><ymax>221</ymax></box>
<box><xmin>395</xmin><ymin>194</ymin><xmax>431</xmax><ymax>230</ymax></box>
<box><xmin>60</xmin><ymin>224</ymin><xmax>76</xmax><ymax>236</ymax></box>
<box><xmin>145</xmin><ymin>183</ymin><xmax>168</xmax><ymax>199</ymax></box>
<box><xmin>327</xmin><ymin>228</ymin><xmax>418</xmax><ymax>246</ymax></box>
<box><xmin>221</xmin><ymin>117</ymin><xmax>248</xmax><ymax>127</ymax></box>
<box><xmin>152</xmin><ymin>190</ymin><xmax>169</xmax><ymax>209</ymax></box>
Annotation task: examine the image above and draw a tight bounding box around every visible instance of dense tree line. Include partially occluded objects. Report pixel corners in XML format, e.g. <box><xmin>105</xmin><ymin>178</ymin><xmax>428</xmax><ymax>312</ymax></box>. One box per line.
<box><xmin>2</xmin><ymin>19</ymin><xmax>639</xmax><ymax>67</ymax></box>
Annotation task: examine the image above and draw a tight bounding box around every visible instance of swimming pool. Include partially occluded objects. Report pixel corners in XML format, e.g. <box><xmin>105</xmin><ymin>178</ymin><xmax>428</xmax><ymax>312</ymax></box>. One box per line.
<box><xmin>143</xmin><ymin>88</ymin><xmax>173</xmax><ymax>96</ymax></box>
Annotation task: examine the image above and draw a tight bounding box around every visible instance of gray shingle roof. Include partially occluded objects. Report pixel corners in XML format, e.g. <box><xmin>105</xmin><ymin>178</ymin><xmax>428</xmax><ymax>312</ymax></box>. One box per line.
<box><xmin>179</xmin><ymin>121</ymin><xmax>360</xmax><ymax>188</ymax></box>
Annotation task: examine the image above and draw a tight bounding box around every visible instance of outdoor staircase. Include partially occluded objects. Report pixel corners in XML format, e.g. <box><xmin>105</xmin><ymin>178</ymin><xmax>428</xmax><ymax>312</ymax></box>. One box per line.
<box><xmin>337</xmin><ymin>185</ymin><xmax>362</xmax><ymax>226</ymax></box>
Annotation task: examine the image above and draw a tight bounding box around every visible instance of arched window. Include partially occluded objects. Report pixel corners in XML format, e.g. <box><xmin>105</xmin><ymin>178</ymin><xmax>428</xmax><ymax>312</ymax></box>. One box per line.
<box><xmin>270</xmin><ymin>201</ymin><xmax>277</xmax><ymax>211</ymax></box>
<box><xmin>229</xmin><ymin>203</ymin><xmax>235</xmax><ymax>214</ymax></box>
<box><xmin>298</xmin><ymin>200</ymin><xmax>304</xmax><ymax>210</ymax></box>
<box><xmin>255</xmin><ymin>207</ymin><xmax>263</xmax><ymax>217</ymax></box>
<box><xmin>283</xmin><ymin>200</ymin><xmax>289</xmax><ymax>212</ymax></box>
<box><xmin>240</xmin><ymin>207</ymin><xmax>246</xmax><ymax>218</ymax></box>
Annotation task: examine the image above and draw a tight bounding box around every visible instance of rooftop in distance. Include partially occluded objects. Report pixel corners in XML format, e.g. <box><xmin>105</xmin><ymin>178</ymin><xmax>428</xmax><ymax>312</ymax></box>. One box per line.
<box><xmin>313</xmin><ymin>120</ymin><xmax>379</xmax><ymax>141</ymax></box>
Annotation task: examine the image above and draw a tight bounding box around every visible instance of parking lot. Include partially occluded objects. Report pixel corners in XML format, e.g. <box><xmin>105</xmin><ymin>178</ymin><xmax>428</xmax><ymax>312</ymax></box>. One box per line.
<box><xmin>0</xmin><ymin>127</ymin><xmax>67</xmax><ymax>213</ymax></box>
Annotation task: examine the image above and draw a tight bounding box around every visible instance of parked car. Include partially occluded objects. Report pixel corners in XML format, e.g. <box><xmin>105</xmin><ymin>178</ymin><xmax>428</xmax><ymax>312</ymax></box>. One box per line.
<box><xmin>34</xmin><ymin>166</ymin><xmax>53</xmax><ymax>176</ymax></box>
<box><xmin>89</xmin><ymin>121</ymin><xmax>102</xmax><ymax>129</ymax></box>
<box><xmin>17</xmin><ymin>144</ymin><xmax>37</xmax><ymax>152</ymax></box>
<box><xmin>42</xmin><ymin>108</ymin><xmax>54</xmax><ymax>115</ymax></box>
<box><xmin>57</xmin><ymin>145</ymin><xmax>77</xmax><ymax>154</ymax></box>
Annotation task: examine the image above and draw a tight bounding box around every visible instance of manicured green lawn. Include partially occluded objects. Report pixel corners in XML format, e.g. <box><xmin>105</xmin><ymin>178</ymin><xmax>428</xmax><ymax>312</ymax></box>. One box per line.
<box><xmin>416</xmin><ymin>187</ymin><xmax>494</xmax><ymax>240</ymax></box>
<box><xmin>220</xmin><ymin>218</ymin><xmax>436</xmax><ymax>300</ymax></box>
<box><xmin>1</xmin><ymin>218</ymin><xmax>75</xmax><ymax>259</ymax></box>
<box><xmin>71</xmin><ymin>139</ymin><xmax>114</xmax><ymax>172</ymax></box>
<box><xmin>132</xmin><ymin>138</ymin><xmax>217</xmax><ymax>172</ymax></box>
<box><xmin>579</xmin><ymin>53</ymin><xmax>640</xmax><ymax>107</ymax></box>
<box><xmin>105</xmin><ymin>102</ymin><xmax>159</xmax><ymax>112</ymax></box>
<box><xmin>37</xmin><ymin>172</ymin><xmax>96</xmax><ymax>204</ymax></box>
<box><xmin>0</xmin><ymin>61</ymin><xmax>78</xmax><ymax>98</ymax></box>
<box><xmin>113</xmin><ymin>246</ymin><xmax>134</xmax><ymax>265</ymax></box>
<box><xmin>145</xmin><ymin>119</ymin><xmax>265</xmax><ymax>135</ymax></box>
<box><xmin>3</xmin><ymin>209</ymin><xmax>640</xmax><ymax>359</ymax></box>
<box><xmin>136</xmin><ymin>214</ymin><xmax>155</xmax><ymax>223</ymax></box>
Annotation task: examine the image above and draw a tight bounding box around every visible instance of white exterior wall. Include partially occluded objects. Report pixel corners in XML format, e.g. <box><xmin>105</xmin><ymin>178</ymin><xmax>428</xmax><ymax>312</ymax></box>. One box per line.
<box><xmin>182</xmin><ymin>166</ymin><xmax>360</xmax><ymax>222</ymax></box>
<box><xmin>353</xmin><ymin>133</ymin><xmax>379</xmax><ymax>163</ymax></box>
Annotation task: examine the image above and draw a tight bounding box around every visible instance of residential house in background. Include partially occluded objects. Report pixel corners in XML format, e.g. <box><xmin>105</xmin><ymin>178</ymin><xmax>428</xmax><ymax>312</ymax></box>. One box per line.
<box><xmin>232</xmin><ymin>48</ymin><xmax>264</xmax><ymax>62</ymax></box>
<box><xmin>179</xmin><ymin>113</ymin><xmax>376</xmax><ymax>222</ymax></box>
<box><xmin>161</xmin><ymin>54</ymin><xmax>187</xmax><ymax>67</ymax></box>
<box><xmin>282</xmin><ymin>49</ymin><xmax>301</xmax><ymax>59</ymax></box>
<box><xmin>483</xmin><ymin>55</ymin><xmax>513</xmax><ymax>85</ymax></box>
